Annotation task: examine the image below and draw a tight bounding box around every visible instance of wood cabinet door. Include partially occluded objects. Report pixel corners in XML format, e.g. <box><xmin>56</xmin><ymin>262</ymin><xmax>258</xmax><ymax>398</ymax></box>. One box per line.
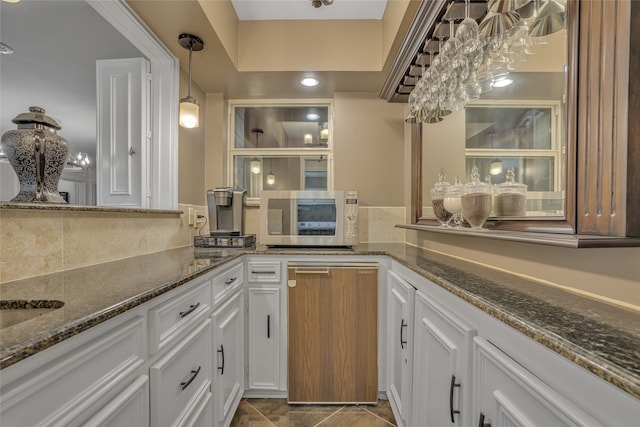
<box><xmin>287</xmin><ymin>265</ymin><xmax>378</xmax><ymax>403</ymax></box>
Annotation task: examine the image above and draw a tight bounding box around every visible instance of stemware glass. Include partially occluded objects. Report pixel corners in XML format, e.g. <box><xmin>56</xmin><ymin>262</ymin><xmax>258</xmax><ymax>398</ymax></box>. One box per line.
<box><xmin>456</xmin><ymin>0</ymin><xmax>482</xmax><ymax>55</ymax></box>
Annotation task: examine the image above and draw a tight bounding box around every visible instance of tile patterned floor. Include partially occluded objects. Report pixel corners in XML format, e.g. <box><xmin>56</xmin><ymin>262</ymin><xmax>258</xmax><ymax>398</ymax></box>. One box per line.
<box><xmin>230</xmin><ymin>398</ymin><xmax>397</xmax><ymax>427</ymax></box>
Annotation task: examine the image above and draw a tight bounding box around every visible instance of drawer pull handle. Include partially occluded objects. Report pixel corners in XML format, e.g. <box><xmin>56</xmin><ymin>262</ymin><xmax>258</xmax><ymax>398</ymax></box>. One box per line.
<box><xmin>400</xmin><ymin>319</ymin><xmax>407</xmax><ymax>349</ymax></box>
<box><xmin>224</xmin><ymin>277</ymin><xmax>237</xmax><ymax>286</ymax></box>
<box><xmin>478</xmin><ymin>412</ymin><xmax>491</xmax><ymax>427</ymax></box>
<box><xmin>294</xmin><ymin>269</ymin><xmax>330</xmax><ymax>275</ymax></box>
<box><xmin>267</xmin><ymin>314</ymin><xmax>271</xmax><ymax>339</ymax></box>
<box><xmin>252</xmin><ymin>270</ymin><xmax>276</xmax><ymax>275</ymax></box>
<box><xmin>180</xmin><ymin>366</ymin><xmax>201</xmax><ymax>391</ymax></box>
<box><xmin>449</xmin><ymin>374</ymin><xmax>461</xmax><ymax>422</ymax></box>
<box><xmin>217</xmin><ymin>345</ymin><xmax>225</xmax><ymax>375</ymax></box>
<box><xmin>179</xmin><ymin>302</ymin><xmax>200</xmax><ymax>318</ymax></box>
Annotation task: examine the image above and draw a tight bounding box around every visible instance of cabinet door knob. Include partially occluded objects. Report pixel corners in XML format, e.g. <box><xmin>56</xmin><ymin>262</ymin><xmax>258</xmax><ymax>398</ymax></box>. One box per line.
<box><xmin>267</xmin><ymin>314</ymin><xmax>271</xmax><ymax>339</ymax></box>
<box><xmin>179</xmin><ymin>302</ymin><xmax>200</xmax><ymax>318</ymax></box>
<box><xmin>449</xmin><ymin>374</ymin><xmax>461</xmax><ymax>422</ymax></box>
<box><xmin>217</xmin><ymin>345</ymin><xmax>225</xmax><ymax>375</ymax></box>
<box><xmin>180</xmin><ymin>366</ymin><xmax>201</xmax><ymax>391</ymax></box>
<box><xmin>478</xmin><ymin>412</ymin><xmax>491</xmax><ymax>427</ymax></box>
<box><xmin>400</xmin><ymin>319</ymin><xmax>408</xmax><ymax>349</ymax></box>
<box><xmin>129</xmin><ymin>147</ymin><xmax>135</xmax><ymax>156</ymax></box>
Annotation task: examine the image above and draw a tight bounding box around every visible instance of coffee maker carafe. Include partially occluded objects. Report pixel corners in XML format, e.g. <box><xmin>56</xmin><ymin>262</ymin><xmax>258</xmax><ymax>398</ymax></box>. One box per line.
<box><xmin>207</xmin><ymin>187</ymin><xmax>246</xmax><ymax>235</ymax></box>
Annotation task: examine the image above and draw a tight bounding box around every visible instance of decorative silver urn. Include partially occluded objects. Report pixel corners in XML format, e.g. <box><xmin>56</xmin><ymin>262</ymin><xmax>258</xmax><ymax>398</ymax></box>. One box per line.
<box><xmin>1</xmin><ymin>106</ymin><xmax>69</xmax><ymax>203</ymax></box>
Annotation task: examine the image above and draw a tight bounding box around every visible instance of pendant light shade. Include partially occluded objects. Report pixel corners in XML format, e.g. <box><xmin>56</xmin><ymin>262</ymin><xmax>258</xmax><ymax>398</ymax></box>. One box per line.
<box><xmin>267</xmin><ymin>172</ymin><xmax>276</xmax><ymax>185</ymax></box>
<box><xmin>490</xmin><ymin>159</ymin><xmax>504</xmax><ymax>175</ymax></box>
<box><xmin>179</xmin><ymin>96</ymin><xmax>199</xmax><ymax>128</ymax></box>
<box><xmin>178</xmin><ymin>34</ymin><xmax>204</xmax><ymax>128</ymax></box>
<box><xmin>250</xmin><ymin>158</ymin><xmax>262</xmax><ymax>174</ymax></box>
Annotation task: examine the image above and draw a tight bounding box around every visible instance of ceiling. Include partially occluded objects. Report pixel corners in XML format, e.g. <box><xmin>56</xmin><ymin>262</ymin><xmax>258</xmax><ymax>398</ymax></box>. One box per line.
<box><xmin>1</xmin><ymin>0</ymin><xmax>414</xmax><ymax>157</ymax></box>
<box><xmin>230</xmin><ymin>0</ymin><xmax>387</xmax><ymax>21</ymax></box>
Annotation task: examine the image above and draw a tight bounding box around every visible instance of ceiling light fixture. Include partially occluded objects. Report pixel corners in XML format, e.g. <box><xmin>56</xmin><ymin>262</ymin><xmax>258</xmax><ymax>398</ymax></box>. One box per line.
<box><xmin>178</xmin><ymin>33</ymin><xmax>204</xmax><ymax>129</ymax></box>
<box><xmin>306</xmin><ymin>113</ymin><xmax>320</xmax><ymax>121</ymax></box>
<box><xmin>311</xmin><ymin>0</ymin><xmax>333</xmax><ymax>8</ymax></box>
<box><xmin>492</xmin><ymin>76</ymin><xmax>513</xmax><ymax>88</ymax></box>
<box><xmin>300</xmin><ymin>77</ymin><xmax>320</xmax><ymax>87</ymax></box>
<box><xmin>250</xmin><ymin>128</ymin><xmax>263</xmax><ymax>174</ymax></box>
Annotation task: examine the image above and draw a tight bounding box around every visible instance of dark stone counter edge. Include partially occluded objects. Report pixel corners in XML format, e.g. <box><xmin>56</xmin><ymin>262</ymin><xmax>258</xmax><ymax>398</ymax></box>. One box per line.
<box><xmin>0</xmin><ymin>256</ymin><xmax>241</xmax><ymax>370</ymax></box>
<box><xmin>0</xmin><ymin>202</ymin><xmax>182</xmax><ymax>215</ymax></box>
<box><xmin>1</xmin><ymin>246</ymin><xmax>638</xmax><ymax>402</ymax></box>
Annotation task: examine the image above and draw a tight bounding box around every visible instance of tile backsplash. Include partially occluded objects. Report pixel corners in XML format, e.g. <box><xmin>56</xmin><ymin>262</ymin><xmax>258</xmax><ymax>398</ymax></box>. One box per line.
<box><xmin>0</xmin><ymin>204</ymin><xmax>404</xmax><ymax>283</ymax></box>
<box><xmin>0</xmin><ymin>204</ymin><xmax>204</xmax><ymax>283</ymax></box>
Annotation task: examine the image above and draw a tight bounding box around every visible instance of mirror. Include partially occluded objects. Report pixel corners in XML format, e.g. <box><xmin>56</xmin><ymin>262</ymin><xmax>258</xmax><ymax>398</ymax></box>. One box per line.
<box><xmin>229</xmin><ymin>103</ymin><xmax>333</xmax><ymax>201</ymax></box>
<box><xmin>415</xmin><ymin>1</ymin><xmax>572</xmax><ymax>229</ymax></box>
<box><xmin>0</xmin><ymin>0</ymin><xmax>178</xmax><ymax>209</ymax></box>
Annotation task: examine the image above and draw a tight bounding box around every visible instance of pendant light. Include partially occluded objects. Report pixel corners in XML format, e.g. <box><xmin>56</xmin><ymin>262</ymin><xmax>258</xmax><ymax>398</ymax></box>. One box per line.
<box><xmin>250</xmin><ymin>128</ymin><xmax>263</xmax><ymax>175</ymax></box>
<box><xmin>266</xmin><ymin>158</ymin><xmax>276</xmax><ymax>185</ymax></box>
<box><xmin>178</xmin><ymin>34</ymin><xmax>204</xmax><ymax>128</ymax></box>
<box><xmin>488</xmin><ymin>131</ymin><xmax>503</xmax><ymax>175</ymax></box>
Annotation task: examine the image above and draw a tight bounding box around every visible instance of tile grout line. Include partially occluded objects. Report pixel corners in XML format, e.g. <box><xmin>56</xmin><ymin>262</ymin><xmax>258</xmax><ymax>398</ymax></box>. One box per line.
<box><xmin>361</xmin><ymin>406</ymin><xmax>397</xmax><ymax>426</ymax></box>
<box><xmin>313</xmin><ymin>405</ymin><xmax>346</xmax><ymax>427</ymax></box>
<box><xmin>243</xmin><ymin>400</ymin><xmax>278</xmax><ymax>427</ymax></box>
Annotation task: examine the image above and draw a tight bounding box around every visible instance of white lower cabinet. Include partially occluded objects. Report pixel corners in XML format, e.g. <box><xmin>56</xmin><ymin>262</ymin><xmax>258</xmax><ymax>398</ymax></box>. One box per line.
<box><xmin>472</xmin><ymin>336</ymin><xmax>603</xmax><ymax>427</ymax></box>
<box><xmin>247</xmin><ymin>286</ymin><xmax>282</xmax><ymax>391</ymax></box>
<box><xmin>0</xmin><ymin>313</ymin><xmax>147</xmax><ymax>427</ymax></box>
<box><xmin>212</xmin><ymin>289</ymin><xmax>245</xmax><ymax>427</ymax></box>
<box><xmin>387</xmin><ymin>270</ymin><xmax>416</xmax><ymax>427</ymax></box>
<box><xmin>150</xmin><ymin>319</ymin><xmax>212</xmax><ymax>427</ymax></box>
<box><xmin>83</xmin><ymin>375</ymin><xmax>150</xmax><ymax>427</ymax></box>
<box><xmin>412</xmin><ymin>290</ymin><xmax>476</xmax><ymax>427</ymax></box>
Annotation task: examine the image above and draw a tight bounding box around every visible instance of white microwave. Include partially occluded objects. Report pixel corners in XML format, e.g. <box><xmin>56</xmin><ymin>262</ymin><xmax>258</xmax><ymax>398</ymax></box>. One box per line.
<box><xmin>259</xmin><ymin>190</ymin><xmax>359</xmax><ymax>247</ymax></box>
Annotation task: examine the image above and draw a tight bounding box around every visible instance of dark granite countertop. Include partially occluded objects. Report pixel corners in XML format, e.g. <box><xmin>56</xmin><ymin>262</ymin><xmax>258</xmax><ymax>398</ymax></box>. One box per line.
<box><xmin>1</xmin><ymin>243</ymin><xmax>639</xmax><ymax>402</ymax></box>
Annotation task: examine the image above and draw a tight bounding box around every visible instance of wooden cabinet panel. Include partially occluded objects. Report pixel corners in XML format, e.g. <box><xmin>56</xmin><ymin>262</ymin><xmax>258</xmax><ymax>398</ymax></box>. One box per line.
<box><xmin>288</xmin><ymin>265</ymin><xmax>378</xmax><ymax>403</ymax></box>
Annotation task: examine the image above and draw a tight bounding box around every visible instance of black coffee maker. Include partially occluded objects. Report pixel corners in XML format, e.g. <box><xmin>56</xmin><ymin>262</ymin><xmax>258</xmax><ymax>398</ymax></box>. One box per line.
<box><xmin>206</xmin><ymin>187</ymin><xmax>246</xmax><ymax>236</ymax></box>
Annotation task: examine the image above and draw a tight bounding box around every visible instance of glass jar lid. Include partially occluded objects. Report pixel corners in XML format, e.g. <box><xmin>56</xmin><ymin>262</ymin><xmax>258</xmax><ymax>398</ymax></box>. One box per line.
<box><xmin>495</xmin><ymin>166</ymin><xmax>527</xmax><ymax>194</ymax></box>
<box><xmin>463</xmin><ymin>165</ymin><xmax>492</xmax><ymax>195</ymax></box>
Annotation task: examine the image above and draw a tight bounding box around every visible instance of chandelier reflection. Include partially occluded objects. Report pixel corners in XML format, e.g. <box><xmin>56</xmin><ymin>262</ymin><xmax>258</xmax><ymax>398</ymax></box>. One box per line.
<box><xmin>406</xmin><ymin>0</ymin><xmax>566</xmax><ymax>124</ymax></box>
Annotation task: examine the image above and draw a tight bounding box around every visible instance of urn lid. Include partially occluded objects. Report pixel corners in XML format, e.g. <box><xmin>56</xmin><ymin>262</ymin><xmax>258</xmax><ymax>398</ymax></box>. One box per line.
<box><xmin>11</xmin><ymin>106</ymin><xmax>61</xmax><ymax>130</ymax></box>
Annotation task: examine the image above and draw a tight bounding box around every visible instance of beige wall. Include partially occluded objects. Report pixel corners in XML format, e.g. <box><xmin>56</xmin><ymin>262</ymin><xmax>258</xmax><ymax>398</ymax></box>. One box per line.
<box><xmin>179</xmin><ymin>70</ymin><xmax>207</xmax><ymax>206</ymax></box>
<box><xmin>334</xmin><ymin>93</ymin><xmax>405</xmax><ymax>207</ymax></box>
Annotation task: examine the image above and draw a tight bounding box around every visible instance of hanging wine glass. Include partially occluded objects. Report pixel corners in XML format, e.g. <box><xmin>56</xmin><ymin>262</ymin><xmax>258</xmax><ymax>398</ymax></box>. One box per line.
<box><xmin>456</xmin><ymin>0</ymin><xmax>482</xmax><ymax>55</ymax></box>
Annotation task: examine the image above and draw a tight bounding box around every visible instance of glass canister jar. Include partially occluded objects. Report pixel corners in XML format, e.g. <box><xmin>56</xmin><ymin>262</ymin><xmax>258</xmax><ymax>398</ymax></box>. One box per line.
<box><xmin>494</xmin><ymin>166</ymin><xmax>527</xmax><ymax>216</ymax></box>
<box><xmin>444</xmin><ymin>176</ymin><xmax>465</xmax><ymax>229</ymax></box>
<box><xmin>461</xmin><ymin>165</ymin><xmax>493</xmax><ymax>230</ymax></box>
<box><xmin>429</xmin><ymin>168</ymin><xmax>452</xmax><ymax>227</ymax></box>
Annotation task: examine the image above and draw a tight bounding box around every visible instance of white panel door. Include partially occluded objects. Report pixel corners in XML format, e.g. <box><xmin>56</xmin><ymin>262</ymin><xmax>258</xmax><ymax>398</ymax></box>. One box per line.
<box><xmin>412</xmin><ymin>290</ymin><xmax>476</xmax><ymax>427</ymax></box>
<box><xmin>212</xmin><ymin>289</ymin><xmax>245</xmax><ymax>427</ymax></box>
<box><xmin>96</xmin><ymin>57</ymin><xmax>149</xmax><ymax>207</ymax></box>
<box><xmin>247</xmin><ymin>287</ymin><xmax>281</xmax><ymax>390</ymax></box>
<box><xmin>387</xmin><ymin>271</ymin><xmax>415</xmax><ymax>427</ymax></box>
<box><xmin>473</xmin><ymin>337</ymin><xmax>603</xmax><ymax>427</ymax></box>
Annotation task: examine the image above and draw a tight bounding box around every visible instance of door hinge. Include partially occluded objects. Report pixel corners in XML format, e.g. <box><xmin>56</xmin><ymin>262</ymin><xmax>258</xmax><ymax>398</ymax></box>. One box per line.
<box><xmin>146</xmin><ymin>72</ymin><xmax>152</xmax><ymax>81</ymax></box>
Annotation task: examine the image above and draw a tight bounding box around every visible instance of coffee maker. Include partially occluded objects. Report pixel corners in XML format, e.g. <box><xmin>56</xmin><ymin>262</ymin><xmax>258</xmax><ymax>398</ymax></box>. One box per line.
<box><xmin>207</xmin><ymin>187</ymin><xmax>246</xmax><ymax>235</ymax></box>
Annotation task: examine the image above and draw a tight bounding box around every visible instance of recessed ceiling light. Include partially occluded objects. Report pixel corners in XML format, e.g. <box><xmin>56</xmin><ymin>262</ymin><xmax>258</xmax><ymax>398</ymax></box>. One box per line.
<box><xmin>300</xmin><ymin>77</ymin><xmax>319</xmax><ymax>87</ymax></box>
<box><xmin>306</xmin><ymin>113</ymin><xmax>320</xmax><ymax>121</ymax></box>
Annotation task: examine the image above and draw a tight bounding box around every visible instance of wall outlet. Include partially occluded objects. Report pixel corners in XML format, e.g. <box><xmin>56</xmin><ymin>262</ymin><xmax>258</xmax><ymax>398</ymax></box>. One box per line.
<box><xmin>193</xmin><ymin>209</ymin><xmax>200</xmax><ymax>228</ymax></box>
<box><xmin>188</xmin><ymin>208</ymin><xmax>195</xmax><ymax>226</ymax></box>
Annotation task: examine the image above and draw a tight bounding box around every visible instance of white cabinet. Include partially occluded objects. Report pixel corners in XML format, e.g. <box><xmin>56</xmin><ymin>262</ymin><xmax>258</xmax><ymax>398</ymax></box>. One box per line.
<box><xmin>150</xmin><ymin>319</ymin><xmax>212</xmax><ymax>427</ymax></box>
<box><xmin>247</xmin><ymin>286</ymin><xmax>282</xmax><ymax>391</ymax></box>
<box><xmin>211</xmin><ymin>289</ymin><xmax>245</xmax><ymax>427</ymax></box>
<box><xmin>387</xmin><ymin>270</ymin><xmax>416</xmax><ymax>427</ymax></box>
<box><xmin>412</xmin><ymin>290</ymin><xmax>476</xmax><ymax>427</ymax></box>
<box><xmin>83</xmin><ymin>375</ymin><xmax>149</xmax><ymax>427</ymax></box>
<box><xmin>472</xmin><ymin>336</ymin><xmax>603</xmax><ymax>427</ymax></box>
<box><xmin>0</xmin><ymin>312</ymin><xmax>147</xmax><ymax>427</ymax></box>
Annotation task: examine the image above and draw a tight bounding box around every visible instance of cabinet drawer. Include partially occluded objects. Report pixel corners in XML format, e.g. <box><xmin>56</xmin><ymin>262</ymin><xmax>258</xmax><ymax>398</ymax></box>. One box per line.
<box><xmin>83</xmin><ymin>375</ymin><xmax>149</xmax><ymax>427</ymax></box>
<box><xmin>150</xmin><ymin>319</ymin><xmax>212</xmax><ymax>427</ymax></box>
<box><xmin>0</xmin><ymin>315</ymin><xmax>146</xmax><ymax>427</ymax></box>
<box><xmin>212</xmin><ymin>262</ymin><xmax>243</xmax><ymax>306</ymax></box>
<box><xmin>247</xmin><ymin>261</ymin><xmax>281</xmax><ymax>283</ymax></box>
<box><xmin>149</xmin><ymin>279</ymin><xmax>212</xmax><ymax>354</ymax></box>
